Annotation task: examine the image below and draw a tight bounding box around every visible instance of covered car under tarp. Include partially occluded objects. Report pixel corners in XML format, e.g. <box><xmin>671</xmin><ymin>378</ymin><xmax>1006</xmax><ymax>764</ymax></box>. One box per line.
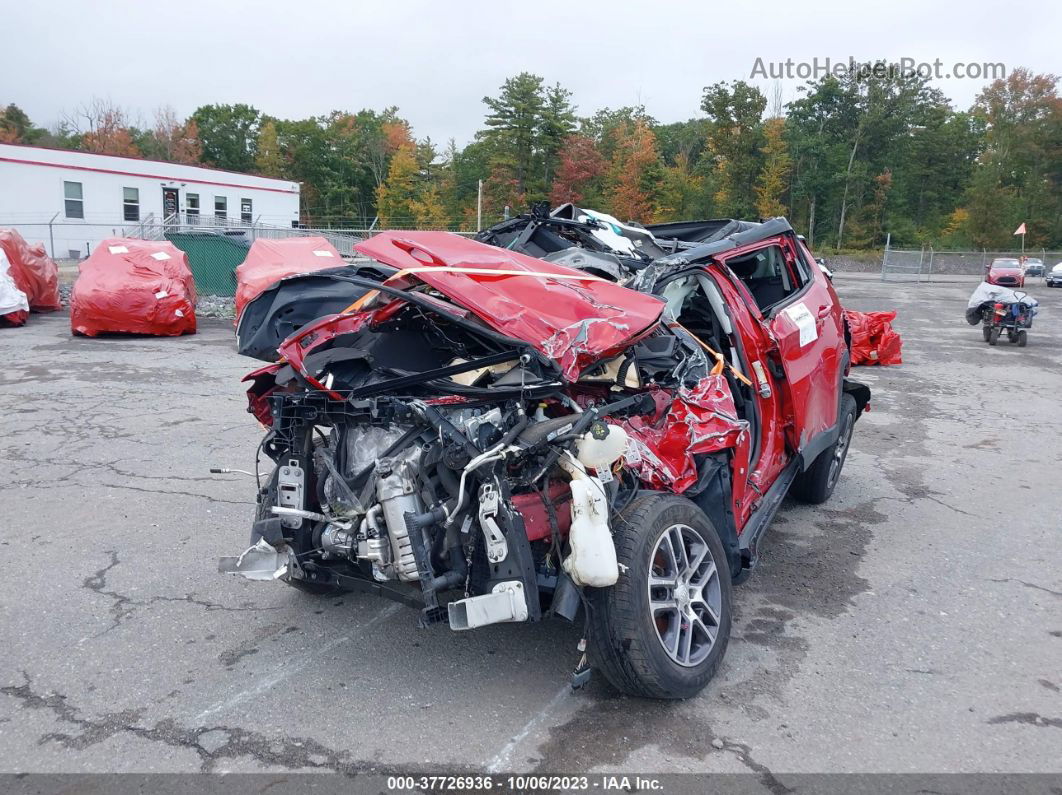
<box><xmin>234</xmin><ymin>236</ymin><xmax>346</xmax><ymax>322</ymax></box>
<box><xmin>0</xmin><ymin>247</ymin><xmax>30</xmax><ymax>327</ymax></box>
<box><xmin>70</xmin><ymin>239</ymin><xmax>197</xmax><ymax>337</ymax></box>
<box><xmin>0</xmin><ymin>229</ymin><xmax>61</xmax><ymax>312</ymax></box>
<box><xmin>844</xmin><ymin>309</ymin><xmax>903</xmax><ymax>366</ymax></box>
<box><xmin>236</xmin><ymin>262</ymin><xmax>395</xmax><ymax>361</ymax></box>
<box><xmin>964</xmin><ymin>281</ymin><xmax>1039</xmax><ymax>324</ymax></box>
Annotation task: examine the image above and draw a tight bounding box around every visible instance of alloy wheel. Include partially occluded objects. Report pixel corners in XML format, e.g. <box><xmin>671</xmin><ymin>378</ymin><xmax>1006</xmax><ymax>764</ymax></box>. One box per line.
<box><xmin>647</xmin><ymin>523</ymin><xmax>723</xmax><ymax>667</ymax></box>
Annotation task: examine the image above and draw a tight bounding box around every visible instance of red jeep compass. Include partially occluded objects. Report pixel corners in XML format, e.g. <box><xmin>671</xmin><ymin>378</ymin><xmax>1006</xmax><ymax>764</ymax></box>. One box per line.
<box><xmin>226</xmin><ymin>216</ymin><xmax>870</xmax><ymax>699</ymax></box>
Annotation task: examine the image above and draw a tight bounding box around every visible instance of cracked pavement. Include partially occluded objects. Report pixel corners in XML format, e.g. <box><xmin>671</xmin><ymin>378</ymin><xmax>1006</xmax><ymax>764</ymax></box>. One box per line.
<box><xmin>1</xmin><ymin>275</ymin><xmax>1059</xmax><ymax>777</ymax></box>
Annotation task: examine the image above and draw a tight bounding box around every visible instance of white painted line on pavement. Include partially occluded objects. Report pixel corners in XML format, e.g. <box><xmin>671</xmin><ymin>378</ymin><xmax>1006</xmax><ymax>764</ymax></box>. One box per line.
<box><xmin>487</xmin><ymin>684</ymin><xmax>571</xmax><ymax>773</ymax></box>
<box><xmin>192</xmin><ymin>602</ymin><xmax>402</xmax><ymax>724</ymax></box>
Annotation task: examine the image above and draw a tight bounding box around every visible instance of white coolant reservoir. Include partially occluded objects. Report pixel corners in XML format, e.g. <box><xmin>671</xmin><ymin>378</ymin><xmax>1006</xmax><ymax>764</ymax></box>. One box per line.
<box><xmin>575</xmin><ymin>423</ymin><xmax>629</xmax><ymax>471</ymax></box>
<box><xmin>561</xmin><ymin>461</ymin><xmax>619</xmax><ymax>587</ymax></box>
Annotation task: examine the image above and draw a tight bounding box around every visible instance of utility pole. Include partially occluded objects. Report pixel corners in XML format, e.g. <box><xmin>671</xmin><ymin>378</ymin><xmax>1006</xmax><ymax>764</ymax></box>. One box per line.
<box><xmin>476</xmin><ymin>179</ymin><xmax>483</xmax><ymax>233</ymax></box>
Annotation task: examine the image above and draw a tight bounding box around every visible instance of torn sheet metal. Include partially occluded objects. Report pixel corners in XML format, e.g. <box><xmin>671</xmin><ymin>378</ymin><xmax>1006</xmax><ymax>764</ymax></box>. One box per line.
<box><xmin>620</xmin><ymin>375</ymin><xmax>748</xmax><ymax>492</ymax></box>
<box><xmin>218</xmin><ymin>539</ymin><xmax>290</xmax><ymax>581</ymax></box>
<box><xmin>352</xmin><ymin>232</ymin><xmax>665</xmax><ymax>381</ymax></box>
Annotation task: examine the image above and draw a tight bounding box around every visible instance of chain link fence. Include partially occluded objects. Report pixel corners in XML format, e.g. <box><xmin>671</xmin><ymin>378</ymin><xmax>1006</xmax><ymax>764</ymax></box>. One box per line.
<box><xmin>0</xmin><ymin>215</ymin><xmax>476</xmax><ymax>296</ymax></box>
<box><xmin>882</xmin><ymin>244</ymin><xmax>1062</xmax><ymax>282</ymax></box>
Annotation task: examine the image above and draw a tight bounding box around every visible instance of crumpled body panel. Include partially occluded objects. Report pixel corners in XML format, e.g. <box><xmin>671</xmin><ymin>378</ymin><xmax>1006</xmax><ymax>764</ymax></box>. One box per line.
<box><xmin>0</xmin><ymin>229</ymin><xmax>61</xmax><ymax>312</ymax></box>
<box><xmin>71</xmin><ymin>239</ymin><xmax>197</xmax><ymax>337</ymax></box>
<box><xmin>234</xmin><ymin>236</ymin><xmax>344</xmax><ymax>322</ymax></box>
<box><xmin>844</xmin><ymin>310</ymin><xmax>902</xmax><ymax>366</ymax></box>
<box><xmin>620</xmin><ymin>376</ymin><xmax>749</xmax><ymax>493</ymax></box>
<box><xmin>353</xmin><ymin>232</ymin><xmax>665</xmax><ymax>380</ymax></box>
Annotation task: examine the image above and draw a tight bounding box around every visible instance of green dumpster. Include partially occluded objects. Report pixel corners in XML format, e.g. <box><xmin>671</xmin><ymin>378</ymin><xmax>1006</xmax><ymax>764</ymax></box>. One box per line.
<box><xmin>165</xmin><ymin>232</ymin><xmax>250</xmax><ymax>296</ymax></box>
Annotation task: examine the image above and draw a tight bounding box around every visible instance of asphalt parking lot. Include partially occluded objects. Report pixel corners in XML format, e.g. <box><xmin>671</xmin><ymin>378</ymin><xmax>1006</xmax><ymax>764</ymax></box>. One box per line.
<box><xmin>1</xmin><ymin>274</ymin><xmax>1059</xmax><ymax>779</ymax></box>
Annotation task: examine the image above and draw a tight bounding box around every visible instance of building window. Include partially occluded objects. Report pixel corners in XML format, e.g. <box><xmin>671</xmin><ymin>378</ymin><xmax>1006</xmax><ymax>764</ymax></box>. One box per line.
<box><xmin>186</xmin><ymin>193</ymin><xmax>199</xmax><ymax>222</ymax></box>
<box><xmin>214</xmin><ymin>196</ymin><xmax>227</xmax><ymax>220</ymax></box>
<box><xmin>64</xmin><ymin>181</ymin><xmax>84</xmax><ymax>219</ymax></box>
<box><xmin>123</xmin><ymin>187</ymin><xmax>140</xmax><ymax>222</ymax></box>
<box><xmin>241</xmin><ymin>198</ymin><xmax>253</xmax><ymax>223</ymax></box>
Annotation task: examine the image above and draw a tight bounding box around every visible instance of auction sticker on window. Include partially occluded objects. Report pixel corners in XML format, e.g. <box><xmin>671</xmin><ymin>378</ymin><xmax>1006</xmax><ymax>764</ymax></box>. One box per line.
<box><xmin>783</xmin><ymin>302</ymin><xmax>818</xmax><ymax>346</ymax></box>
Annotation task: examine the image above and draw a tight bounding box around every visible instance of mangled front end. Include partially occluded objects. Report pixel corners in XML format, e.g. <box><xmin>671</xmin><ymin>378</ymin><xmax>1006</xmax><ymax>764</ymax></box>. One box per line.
<box><xmin>222</xmin><ymin>232</ymin><xmax>749</xmax><ymax>636</ymax></box>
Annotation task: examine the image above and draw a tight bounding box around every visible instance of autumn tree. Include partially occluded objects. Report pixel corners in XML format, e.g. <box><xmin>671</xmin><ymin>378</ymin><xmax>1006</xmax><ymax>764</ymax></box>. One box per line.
<box><xmin>550</xmin><ymin>135</ymin><xmax>607</xmax><ymax>205</ymax></box>
<box><xmin>755</xmin><ymin>117</ymin><xmax>790</xmax><ymax>218</ymax></box>
<box><xmin>64</xmin><ymin>99</ymin><xmax>141</xmax><ymax>157</ymax></box>
<box><xmin>254</xmin><ymin>119</ymin><xmax>283</xmax><ymax>177</ymax></box>
<box><xmin>657</xmin><ymin>153</ymin><xmax>704</xmax><ymax>221</ymax></box>
<box><xmin>966</xmin><ymin>69</ymin><xmax>1061</xmax><ymax>247</ymax></box>
<box><xmin>411</xmin><ymin>184</ymin><xmax>450</xmax><ymax>228</ymax></box>
<box><xmin>606</xmin><ymin>120</ymin><xmax>664</xmax><ymax>222</ymax></box>
<box><xmin>375</xmin><ymin>144</ymin><xmax>421</xmax><ymax>227</ymax></box>
<box><xmin>148</xmin><ymin>106</ymin><xmax>202</xmax><ymax>164</ymax></box>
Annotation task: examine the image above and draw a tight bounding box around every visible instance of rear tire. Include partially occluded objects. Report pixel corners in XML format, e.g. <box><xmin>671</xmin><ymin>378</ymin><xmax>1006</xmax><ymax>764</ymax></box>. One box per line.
<box><xmin>587</xmin><ymin>493</ymin><xmax>732</xmax><ymax>700</ymax></box>
<box><xmin>791</xmin><ymin>394</ymin><xmax>857</xmax><ymax>505</ymax></box>
<box><xmin>988</xmin><ymin>327</ymin><xmax>1001</xmax><ymax>346</ymax></box>
<box><xmin>982</xmin><ymin>326</ymin><xmax>992</xmax><ymax>342</ymax></box>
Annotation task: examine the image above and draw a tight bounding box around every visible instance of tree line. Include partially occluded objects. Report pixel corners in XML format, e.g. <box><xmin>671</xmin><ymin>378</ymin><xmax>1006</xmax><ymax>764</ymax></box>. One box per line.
<box><xmin>2</xmin><ymin>62</ymin><xmax>1059</xmax><ymax>250</ymax></box>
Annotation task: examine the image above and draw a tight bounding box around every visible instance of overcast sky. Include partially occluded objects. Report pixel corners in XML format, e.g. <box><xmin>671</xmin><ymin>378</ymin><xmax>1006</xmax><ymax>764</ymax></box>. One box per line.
<box><xmin>3</xmin><ymin>0</ymin><xmax>1058</xmax><ymax>146</ymax></box>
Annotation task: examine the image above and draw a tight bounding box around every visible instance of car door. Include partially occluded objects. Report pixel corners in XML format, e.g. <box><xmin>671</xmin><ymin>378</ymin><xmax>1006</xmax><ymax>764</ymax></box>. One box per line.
<box><xmin>717</xmin><ymin>235</ymin><xmax>845</xmax><ymax>464</ymax></box>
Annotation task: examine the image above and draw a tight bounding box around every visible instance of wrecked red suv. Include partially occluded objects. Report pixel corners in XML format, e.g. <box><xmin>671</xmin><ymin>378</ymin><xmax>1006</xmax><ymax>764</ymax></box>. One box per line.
<box><xmin>223</xmin><ymin>217</ymin><xmax>870</xmax><ymax>700</ymax></box>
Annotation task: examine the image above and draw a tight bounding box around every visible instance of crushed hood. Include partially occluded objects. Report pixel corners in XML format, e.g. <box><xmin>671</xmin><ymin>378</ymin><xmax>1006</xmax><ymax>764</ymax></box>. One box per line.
<box><xmin>353</xmin><ymin>231</ymin><xmax>665</xmax><ymax>379</ymax></box>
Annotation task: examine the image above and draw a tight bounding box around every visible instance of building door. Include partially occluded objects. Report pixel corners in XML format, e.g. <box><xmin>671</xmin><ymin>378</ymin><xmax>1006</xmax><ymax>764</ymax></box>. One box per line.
<box><xmin>162</xmin><ymin>188</ymin><xmax>179</xmax><ymax>221</ymax></box>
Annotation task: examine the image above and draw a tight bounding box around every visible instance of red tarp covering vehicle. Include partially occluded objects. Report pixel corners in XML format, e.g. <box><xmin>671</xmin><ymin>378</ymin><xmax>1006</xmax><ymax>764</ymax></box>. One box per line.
<box><xmin>844</xmin><ymin>309</ymin><xmax>902</xmax><ymax>365</ymax></box>
<box><xmin>0</xmin><ymin>229</ymin><xmax>62</xmax><ymax>312</ymax></box>
<box><xmin>234</xmin><ymin>237</ymin><xmax>344</xmax><ymax>322</ymax></box>
<box><xmin>0</xmin><ymin>246</ymin><xmax>30</xmax><ymax>327</ymax></box>
<box><xmin>70</xmin><ymin>239</ymin><xmax>197</xmax><ymax>337</ymax></box>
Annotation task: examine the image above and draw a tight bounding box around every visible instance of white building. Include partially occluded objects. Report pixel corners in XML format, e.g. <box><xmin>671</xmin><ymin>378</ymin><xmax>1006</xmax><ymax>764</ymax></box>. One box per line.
<box><xmin>0</xmin><ymin>143</ymin><xmax>300</xmax><ymax>259</ymax></box>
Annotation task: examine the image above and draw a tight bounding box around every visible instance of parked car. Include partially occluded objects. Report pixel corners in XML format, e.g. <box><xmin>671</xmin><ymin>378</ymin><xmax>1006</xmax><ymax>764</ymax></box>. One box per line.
<box><xmin>1046</xmin><ymin>264</ymin><xmax>1062</xmax><ymax>287</ymax></box>
<box><xmin>222</xmin><ymin>218</ymin><xmax>870</xmax><ymax>700</ymax></box>
<box><xmin>1023</xmin><ymin>258</ymin><xmax>1044</xmax><ymax>277</ymax></box>
<box><xmin>987</xmin><ymin>258</ymin><xmax>1025</xmax><ymax>287</ymax></box>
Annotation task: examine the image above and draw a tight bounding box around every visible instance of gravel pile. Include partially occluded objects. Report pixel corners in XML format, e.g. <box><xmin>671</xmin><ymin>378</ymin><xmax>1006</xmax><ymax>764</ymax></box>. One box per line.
<box><xmin>196</xmin><ymin>295</ymin><xmax>236</xmax><ymax>319</ymax></box>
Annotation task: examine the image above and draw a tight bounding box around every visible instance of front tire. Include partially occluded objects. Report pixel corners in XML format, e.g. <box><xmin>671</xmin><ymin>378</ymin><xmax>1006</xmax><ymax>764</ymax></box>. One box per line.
<box><xmin>588</xmin><ymin>494</ymin><xmax>732</xmax><ymax>700</ymax></box>
<box><xmin>791</xmin><ymin>393</ymin><xmax>857</xmax><ymax>505</ymax></box>
<box><xmin>988</xmin><ymin>326</ymin><xmax>1001</xmax><ymax>346</ymax></box>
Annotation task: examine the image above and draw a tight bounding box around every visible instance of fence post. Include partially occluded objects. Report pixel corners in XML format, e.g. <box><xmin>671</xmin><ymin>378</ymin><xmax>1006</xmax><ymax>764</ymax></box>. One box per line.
<box><xmin>880</xmin><ymin>232</ymin><xmax>891</xmax><ymax>280</ymax></box>
<box><xmin>926</xmin><ymin>246</ymin><xmax>934</xmax><ymax>282</ymax></box>
<box><xmin>47</xmin><ymin>212</ymin><xmax>58</xmax><ymax>259</ymax></box>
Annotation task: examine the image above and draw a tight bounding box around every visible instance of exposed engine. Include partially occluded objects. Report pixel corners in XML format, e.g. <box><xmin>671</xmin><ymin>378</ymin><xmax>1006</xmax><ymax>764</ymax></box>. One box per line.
<box><xmin>223</xmin><ymin>230</ymin><xmax>750</xmax><ymax>636</ymax></box>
